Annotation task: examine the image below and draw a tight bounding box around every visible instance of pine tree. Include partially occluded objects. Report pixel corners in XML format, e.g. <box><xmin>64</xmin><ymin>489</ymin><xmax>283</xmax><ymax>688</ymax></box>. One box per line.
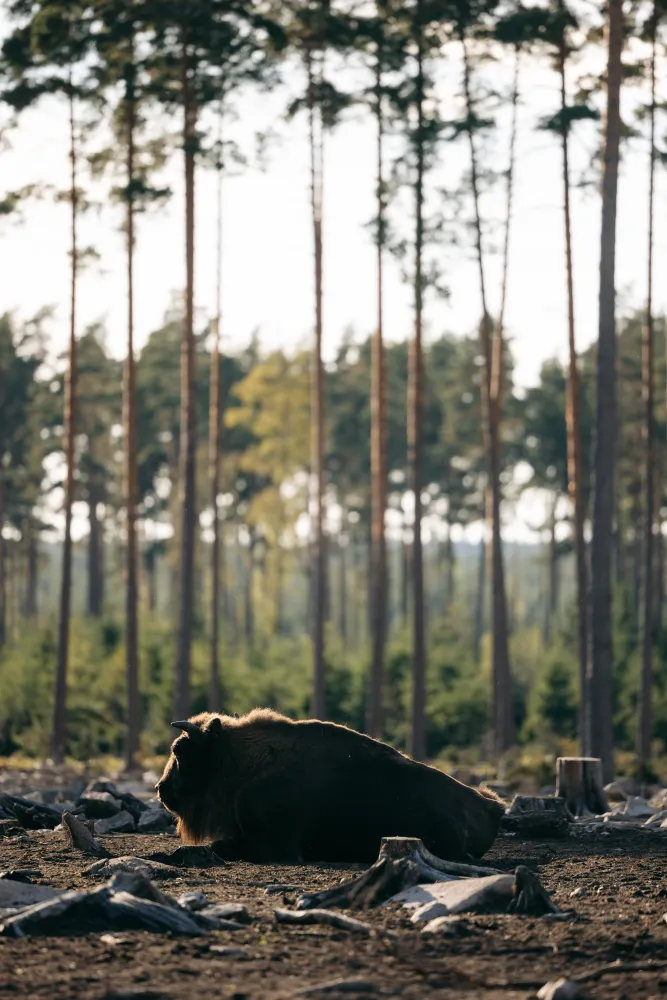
<box><xmin>408</xmin><ymin>0</ymin><xmax>426</xmax><ymax>760</ymax></box>
<box><xmin>590</xmin><ymin>0</ymin><xmax>624</xmax><ymax>782</ymax></box>
<box><xmin>638</xmin><ymin>0</ymin><xmax>660</xmax><ymax>775</ymax></box>
<box><xmin>1</xmin><ymin>0</ymin><xmax>101</xmax><ymax>760</ymax></box>
<box><xmin>457</xmin><ymin>1</ymin><xmax>513</xmax><ymax>753</ymax></box>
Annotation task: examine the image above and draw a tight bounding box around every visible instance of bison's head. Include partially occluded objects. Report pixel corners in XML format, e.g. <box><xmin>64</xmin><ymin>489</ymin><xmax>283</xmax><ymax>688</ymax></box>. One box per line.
<box><xmin>156</xmin><ymin>714</ymin><xmax>232</xmax><ymax>844</ymax></box>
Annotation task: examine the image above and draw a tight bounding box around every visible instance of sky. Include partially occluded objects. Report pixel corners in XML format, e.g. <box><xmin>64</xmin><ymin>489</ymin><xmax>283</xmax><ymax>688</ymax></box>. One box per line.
<box><xmin>0</xmin><ymin>18</ymin><xmax>664</xmax><ymax>543</ymax></box>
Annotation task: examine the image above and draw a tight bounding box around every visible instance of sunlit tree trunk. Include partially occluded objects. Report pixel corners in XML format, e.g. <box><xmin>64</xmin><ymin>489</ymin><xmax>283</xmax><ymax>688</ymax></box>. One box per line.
<box><xmin>408</xmin><ymin>2</ymin><xmax>426</xmax><ymax>761</ymax></box>
<box><xmin>307</xmin><ymin>43</ymin><xmax>326</xmax><ymax>720</ymax></box>
<box><xmin>654</xmin><ymin>469</ymin><xmax>663</xmax><ymax>636</ymax></box>
<box><xmin>638</xmin><ymin>1</ymin><xmax>658</xmax><ymax>774</ymax></box>
<box><xmin>53</xmin><ymin>82</ymin><xmax>78</xmax><ymax>763</ymax></box>
<box><xmin>209</xmin><ymin>99</ymin><xmax>224</xmax><ymax>713</ymax></box>
<box><xmin>124</xmin><ymin>52</ymin><xmax>140</xmax><ymax>768</ymax></box>
<box><xmin>368</xmin><ymin>44</ymin><xmax>387</xmax><ymax>739</ymax></box>
<box><xmin>0</xmin><ymin>474</ymin><xmax>5</xmax><ymax>647</ymax></box>
<box><xmin>175</xmin><ymin>32</ymin><xmax>198</xmax><ymax>721</ymax></box>
<box><xmin>461</xmin><ymin>31</ymin><xmax>513</xmax><ymax>753</ymax></box>
<box><xmin>558</xmin><ymin>24</ymin><xmax>589</xmax><ymax>754</ymax></box>
<box><xmin>590</xmin><ymin>0</ymin><xmax>623</xmax><ymax>782</ymax></box>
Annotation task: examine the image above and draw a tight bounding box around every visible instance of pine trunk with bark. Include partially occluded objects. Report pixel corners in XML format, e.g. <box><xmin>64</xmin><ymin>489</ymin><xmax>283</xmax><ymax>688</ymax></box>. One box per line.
<box><xmin>0</xmin><ymin>474</ymin><xmax>5</xmax><ymax>647</ymax></box>
<box><xmin>544</xmin><ymin>496</ymin><xmax>558</xmax><ymax>645</ymax></box>
<box><xmin>208</xmin><ymin>101</ymin><xmax>224</xmax><ymax>714</ymax></box>
<box><xmin>461</xmin><ymin>32</ymin><xmax>513</xmax><ymax>754</ymax></box>
<box><xmin>26</xmin><ymin>520</ymin><xmax>38</xmax><ymax>619</ymax></box>
<box><xmin>558</xmin><ymin>29</ymin><xmax>589</xmax><ymax>753</ymax></box>
<box><xmin>53</xmin><ymin>85</ymin><xmax>78</xmax><ymax>763</ymax></box>
<box><xmin>654</xmin><ymin>471</ymin><xmax>664</xmax><ymax>636</ymax></box>
<box><xmin>124</xmin><ymin>57</ymin><xmax>140</xmax><ymax>769</ymax></box>
<box><xmin>473</xmin><ymin>531</ymin><xmax>486</xmax><ymax>663</ymax></box>
<box><xmin>638</xmin><ymin>2</ymin><xmax>658</xmax><ymax>773</ymax></box>
<box><xmin>408</xmin><ymin>7</ymin><xmax>426</xmax><ymax>761</ymax></box>
<box><xmin>87</xmin><ymin>476</ymin><xmax>104</xmax><ymax>618</ymax></box>
<box><xmin>368</xmin><ymin>48</ymin><xmax>387</xmax><ymax>739</ymax></box>
<box><xmin>307</xmin><ymin>45</ymin><xmax>326</xmax><ymax>720</ymax></box>
<box><xmin>175</xmin><ymin>35</ymin><xmax>198</xmax><ymax>721</ymax></box>
<box><xmin>244</xmin><ymin>541</ymin><xmax>254</xmax><ymax>646</ymax></box>
<box><xmin>590</xmin><ymin>0</ymin><xmax>623</xmax><ymax>783</ymax></box>
<box><xmin>145</xmin><ymin>545</ymin><xmax>157</xmax><ymax>613</ymax></box>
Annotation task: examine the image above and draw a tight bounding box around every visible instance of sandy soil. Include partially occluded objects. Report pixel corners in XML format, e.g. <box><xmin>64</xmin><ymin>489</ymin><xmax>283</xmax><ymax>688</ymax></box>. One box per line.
<box><xmin>0</xmin><ymin>826</ymin><xmax>666</xmax><ymax>999</ymax></box>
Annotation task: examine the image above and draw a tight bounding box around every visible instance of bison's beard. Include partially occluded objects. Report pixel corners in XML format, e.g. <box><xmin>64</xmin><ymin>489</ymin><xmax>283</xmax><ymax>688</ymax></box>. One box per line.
<box><xmin>167</xmin><ymin>786</ymin><xmax>240</xmax><ymax>847</ymax></box>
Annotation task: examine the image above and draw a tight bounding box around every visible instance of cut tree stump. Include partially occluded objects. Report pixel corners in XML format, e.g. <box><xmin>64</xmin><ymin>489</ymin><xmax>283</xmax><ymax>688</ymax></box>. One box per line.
<box><xmin>556</xmin><ymin>758</ymin><xmax>608</xmax><ymax>818</ymax></box>
<box><xmin>296</xmin><ymin>838</ymin><xmax>503</xmax><ymax>912</ymax></box>
<box><xmin>502</xmin><ymin>795</ymin><xmax>572</xmax><ymax>838</ymax></box>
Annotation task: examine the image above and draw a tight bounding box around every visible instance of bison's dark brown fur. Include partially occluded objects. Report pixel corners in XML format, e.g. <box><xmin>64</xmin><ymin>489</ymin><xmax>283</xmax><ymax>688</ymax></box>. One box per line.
<box><xmin>156</xmin><ymin>709</ymin><xmax>505</xmax><ymax>864</ymax></box>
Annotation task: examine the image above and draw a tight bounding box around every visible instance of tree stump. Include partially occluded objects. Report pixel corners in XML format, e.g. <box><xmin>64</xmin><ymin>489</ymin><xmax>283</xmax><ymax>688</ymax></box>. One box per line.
<box><xmin>295</xmin><ymin>838</ymin><xmax>503</xmax><ymax>912</ymax></box>
<box><xmin>502</xmin><ymin>795</ymin><xmax>571</xmax><ymax>838</ymax></box>
<box><xmin>556</xmin><ymin>758</ymin><xmax>608</xmax><ymax>817</ymax></box>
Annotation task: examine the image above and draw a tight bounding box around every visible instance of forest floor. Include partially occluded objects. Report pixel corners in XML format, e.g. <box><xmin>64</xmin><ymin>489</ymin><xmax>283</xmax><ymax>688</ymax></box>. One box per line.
<box><xmin>0</xmin><ymin>824</ymin><xmax>666</xmax><ymax>1000</ymax></box>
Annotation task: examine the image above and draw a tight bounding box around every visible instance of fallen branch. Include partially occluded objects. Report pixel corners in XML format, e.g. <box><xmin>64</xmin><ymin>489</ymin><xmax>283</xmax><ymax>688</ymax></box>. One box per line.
<box><xmin>61</xmin><ymin>811</ymin><xmax>109</xmax><ymax>859</ymax></box>
<box><xmin>274</xmin><ymin>907</ymin><xmax>376</xmax><ymax>935</ymax></box>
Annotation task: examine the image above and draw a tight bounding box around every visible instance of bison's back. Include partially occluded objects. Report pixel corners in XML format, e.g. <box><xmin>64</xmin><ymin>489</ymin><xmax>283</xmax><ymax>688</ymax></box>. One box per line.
<box><xmin>231</xmin><ymin>716</ymin><xmax>502</xmax><ymax>863</ymax></box>
<box><xmin>279</xmin><ymin>730</ymin><xmax>484</xmax><ymax>861</ymax></box>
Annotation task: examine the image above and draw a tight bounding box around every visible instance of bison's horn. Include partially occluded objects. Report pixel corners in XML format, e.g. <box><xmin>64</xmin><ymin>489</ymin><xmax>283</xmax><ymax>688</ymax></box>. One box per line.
<box><xmin>171</xmin><ymin>720</ymin><xmax>203</xmax><ymax>740</ymax></box>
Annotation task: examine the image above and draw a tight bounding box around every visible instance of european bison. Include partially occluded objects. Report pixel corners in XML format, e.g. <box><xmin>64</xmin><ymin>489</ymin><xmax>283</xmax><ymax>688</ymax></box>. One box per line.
<box><xmin>156</xmin><ymin>708</ymin><xmax>504</xmax><ymax>863</ymax></box>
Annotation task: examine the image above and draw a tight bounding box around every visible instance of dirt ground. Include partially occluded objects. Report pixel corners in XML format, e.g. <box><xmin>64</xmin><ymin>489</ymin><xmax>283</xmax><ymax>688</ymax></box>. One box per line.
<box><xmin>0</xmin><ymin>826</ymin><xmax>666</xmax><ymax>1000</ymax></box>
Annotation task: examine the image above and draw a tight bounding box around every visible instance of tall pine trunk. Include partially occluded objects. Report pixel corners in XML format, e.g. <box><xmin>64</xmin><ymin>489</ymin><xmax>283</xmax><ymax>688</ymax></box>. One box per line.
<box><xmin>368</xmin><ymin>46</ymin><xmax>387</xmax><ymax>738</ymax></box>
<box><xmin>175</xmin><ymin>35</ymin><xmax>197</xmax><ymax>721</ymax></box>
<box><xmin>209</xmin><ymin>101</ymin><xmax>224</xmax><ymax>714</ymax></box>
<box><xmin>307</xmin><ymin>45</ymin><xmax>326</xmax><ymax>719</ymax></box>
<box><xmin>0</xmin><ymin>474</ymin><xmax>5</xmax><ymax>647</ymax></box>
<box><xmin>461</xmin><ymin>32</ymin><xmax>513</xmax><ymax>753</ymax></box>
<box><xmin>87</xmin><ymin>477</ymin><xmax>104</xmax><ymax>617</ymax></box>
<box><xmin>53</xmin><ymin>84</ymin><xmax>78</xmax><ymax>762</ymax></box>
<box><xmin>26</xmin><ymin>519</ymin><xmax>38</xmax><ymax>619</ymax></box>
<box><xmin>124</xmin><ymin>56</ymin><xmax>140</xmax><ymax>768</ymax></box>
<box><xmin>408</xmin><ymin>3</ymin><xmax>426</xmax><ymax>761</ymax></box>
<box><xmin>558</xmin><ymin>25</ymin><xmax>589</xmax><ymax>754</ymax></box>
<box><xmin>590</xmin><ymin>0</ymin><xmax>623</xmax><ymax>782</ymax></box>
<box><xmin>544</xmin><ymin>494</ymin><xmax>558</xmax><ymax>644</ymax></box>
<box><xmin>473</xmin><ymin>531</ymin><xmax>486</xmax><ymax>663</ymax></box>
<box><xmin>339</xmin><ymin>535</ymin><xmax>347</xmax><ymax>644</ymax></box>
<box><xmin>638</xmin><ymin>1</ymin><xmax>658</xmax><ymax>773</ymax></box>
<box><xmin>654</xmin><ymin>464</ymin><xmax>663</xmax><ymax>635</ymax></box>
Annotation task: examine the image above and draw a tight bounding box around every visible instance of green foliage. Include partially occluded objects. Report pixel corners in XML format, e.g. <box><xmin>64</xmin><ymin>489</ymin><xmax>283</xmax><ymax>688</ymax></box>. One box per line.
<box><xmin>524</xmin><ymin>647</ymin><xmax>578</xmax><ymax>742</ymax></box>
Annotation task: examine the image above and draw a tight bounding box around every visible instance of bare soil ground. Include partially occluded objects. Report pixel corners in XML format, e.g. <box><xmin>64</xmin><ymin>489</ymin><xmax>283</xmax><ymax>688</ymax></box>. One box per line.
<box><xmin>1</xmin><ymin>826</ymin><xmax>667</xmax><ymax>1000</ymax></box>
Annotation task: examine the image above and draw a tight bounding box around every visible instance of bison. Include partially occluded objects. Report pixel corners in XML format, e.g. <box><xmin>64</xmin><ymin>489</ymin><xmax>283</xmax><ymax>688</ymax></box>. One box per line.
<box><xmin>156</xmin><ymin>708</ymin><xmax>504</xmax><ymax>864</ymax></box>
